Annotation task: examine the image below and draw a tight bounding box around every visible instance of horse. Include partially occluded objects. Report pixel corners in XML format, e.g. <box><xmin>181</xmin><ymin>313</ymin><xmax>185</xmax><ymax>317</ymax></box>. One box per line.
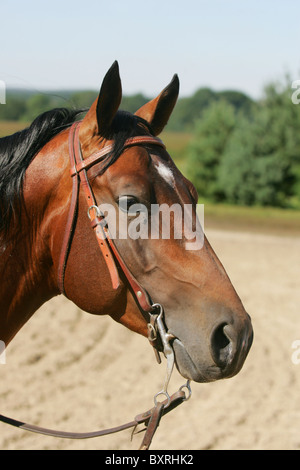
<box><xmin>0</xmin><ymin>61</ymin><xmax>252</xmax><ymax>397</ymax></box>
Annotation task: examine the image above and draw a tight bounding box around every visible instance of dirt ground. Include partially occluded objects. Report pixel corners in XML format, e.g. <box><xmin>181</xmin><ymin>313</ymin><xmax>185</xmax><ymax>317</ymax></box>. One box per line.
<box><xmin>0</xmin><ymin>227</ymin><xmax>299</xmax><ymax>450</ymax></box>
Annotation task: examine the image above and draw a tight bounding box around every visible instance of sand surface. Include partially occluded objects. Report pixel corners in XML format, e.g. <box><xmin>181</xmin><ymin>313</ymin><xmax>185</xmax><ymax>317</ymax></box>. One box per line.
<box><xmin>0</xmin><ymin>228</ymin><xmax>299</xmax><ymax>450</ymax></box>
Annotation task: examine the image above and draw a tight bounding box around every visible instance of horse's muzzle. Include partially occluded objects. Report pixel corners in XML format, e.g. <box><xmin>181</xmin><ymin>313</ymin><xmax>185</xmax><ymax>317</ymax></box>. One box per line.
<box><xmin>170</xmin><ymin>312</ymin><xmax>253</xmax><ymax>383</ymax></box>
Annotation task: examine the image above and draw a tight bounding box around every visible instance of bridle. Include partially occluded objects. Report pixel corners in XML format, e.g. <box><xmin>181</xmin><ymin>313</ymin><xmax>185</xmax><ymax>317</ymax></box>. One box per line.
<box><xmin>58</xmin><ymin>121</ymin><xmax>164</xmax><ymax>317</ymax></box>
<box><xmin>0</xmin><ymin>121</ymin><xmax>192</xmax><ymax>450</ymax></box>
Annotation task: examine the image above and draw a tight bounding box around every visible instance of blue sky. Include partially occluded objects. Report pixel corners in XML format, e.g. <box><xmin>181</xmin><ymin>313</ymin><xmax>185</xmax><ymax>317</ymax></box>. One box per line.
<box><xmin>1</xmin><ymin>0</ymin><xmax>299</xmax><ymax>99</ymax></box>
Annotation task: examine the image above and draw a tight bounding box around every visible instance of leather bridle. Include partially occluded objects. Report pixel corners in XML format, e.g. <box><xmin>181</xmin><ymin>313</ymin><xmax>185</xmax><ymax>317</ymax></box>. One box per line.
<box><xmin>58</xmin><ymin>121</ymin><xmax>163</xmax><ymax>317</ymax></box>
<box><xmin>0</xmin><ymin>121</ymin><xmax>192</xmax><ymax>450</ymax></box>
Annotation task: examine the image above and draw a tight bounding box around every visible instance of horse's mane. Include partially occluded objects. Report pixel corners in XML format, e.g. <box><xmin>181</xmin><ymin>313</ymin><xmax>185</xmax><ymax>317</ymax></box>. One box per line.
<box><xmin>0</xmin><ymin>107</ymin><xmax>152</xmax><ymax>235</ymax></box>
<box><xmin>0</xmin><ymin>108</ymin><xmax>83</xmax><ymax>234</ymax></box>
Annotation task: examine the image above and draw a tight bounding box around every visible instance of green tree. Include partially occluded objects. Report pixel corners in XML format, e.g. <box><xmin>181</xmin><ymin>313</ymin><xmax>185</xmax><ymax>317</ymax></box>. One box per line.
<box><xmin>0</xmin><ymin>96</ymin><xmax>27</xmax><ymax>120</ymax></box>
<box><xmin>217</xmin><ymin>90</ymin><xmax>254</xmax><ymax>117</ymax></box>
<box><xmin>185</xmin><ymin>100</ymin><xmax>236</xmax><ymax>199</ymax></box>
<box><xmin>169</xmin><ymin>88</ymin><xmax>217</xmax><ymax>131</ymax></box>
<box><xmin>120</xmin><ymin>93</ymin><xmax>149</xmax><ymax>113</ymax></box>
<box><xmin>69</xmin><ymin>90</ymin><xmax>98</xmax><ymax>109</ymax></box>
<box><xmin>168</xmin><ymin>87</ymin><xmax>253</xmax><ymax>131</ymax></box>
<box><xmin>218</xmin><ymin>80</ymin><xmax>300</xmax><ymax>206</ymax></box>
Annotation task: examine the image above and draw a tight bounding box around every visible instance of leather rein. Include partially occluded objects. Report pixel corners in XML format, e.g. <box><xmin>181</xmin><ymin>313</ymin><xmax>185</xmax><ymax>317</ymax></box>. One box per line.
<box><xmin>0</xmin><ymin>122</ymin><xmax>192</xmax><ymax>450</ymax></box>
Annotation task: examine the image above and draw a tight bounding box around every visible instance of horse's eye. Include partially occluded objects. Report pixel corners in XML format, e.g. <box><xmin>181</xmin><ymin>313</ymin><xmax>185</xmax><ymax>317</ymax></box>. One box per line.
<box><xmin>118</xmin><ymin>195</ymin><xmax>141</xmax><ymax>214</ymax></box>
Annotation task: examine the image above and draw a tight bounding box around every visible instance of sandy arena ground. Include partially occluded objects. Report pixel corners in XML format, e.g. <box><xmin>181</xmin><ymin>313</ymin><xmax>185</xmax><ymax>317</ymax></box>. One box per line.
<box><xmin>0</xmin><ymin>227</ymin><xmax>299</xmax><ymax>450</ymax></box>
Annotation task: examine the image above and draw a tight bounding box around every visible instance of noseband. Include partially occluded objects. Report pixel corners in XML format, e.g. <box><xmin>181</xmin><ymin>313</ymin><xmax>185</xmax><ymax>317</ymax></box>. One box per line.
<box><xmin>0</xmin><ymin>121</ymin><xmax>192</xmax><ymax>450</ymax></box>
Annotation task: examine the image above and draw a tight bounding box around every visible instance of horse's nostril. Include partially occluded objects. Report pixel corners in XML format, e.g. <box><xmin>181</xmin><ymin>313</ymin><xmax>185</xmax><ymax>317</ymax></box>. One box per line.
<box><xmin>211</xmin><ymin>323</ymin><xmax>232</xmax><ymax>368</ymax></box>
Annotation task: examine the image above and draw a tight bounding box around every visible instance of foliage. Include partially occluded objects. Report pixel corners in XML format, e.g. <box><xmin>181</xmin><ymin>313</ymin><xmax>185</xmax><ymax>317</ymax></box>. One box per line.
<box><xmin>186</xmin><ymin>100</ymin><xmax>236</xmax><ymax>200</ymax></box>
<box><xmin>0</xmin><ymin>89</ymin><xmax>72</xmax><ymax>122</ymax></box>
<box><xmin>0</xmin><ymin>86</ymin><xmax>253</xmax><ymax>131</ymax></box>
<box><xmin>186</xmin><ymin>77</ymin><xmax>300</xmax><ymax>207</ymax></box>
<box><xmin>218</xmin><ymin>117</ymin><xmax>294</xmax><ymax>206</ymax></box>
<box><xmin>0</xmin><ymin>95</ymin><xmax>27</xmax><ymax>121</ymax></box>
<box><xmin>168</xmin><ymin>87</ymin><xmax>253</xmax><ymax>131</ymax></box>
<box><xmin>68</xmin><ymin>90</ymin><xmax>98</xmax><ymax>110</ymax></box>
<box><xmin>120</xmin><ymin>93</ymin><xmax>149</xmax><ymax>114</ymax></box>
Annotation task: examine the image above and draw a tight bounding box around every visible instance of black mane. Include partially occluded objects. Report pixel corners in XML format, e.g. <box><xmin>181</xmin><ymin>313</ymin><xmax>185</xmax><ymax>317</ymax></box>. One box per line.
<box><xmin>0</xmin><ymin>107</ymin><xmax>152</xmax><ymax>235</ymax></box>
<box><xmin>0</xmin><ymin>108</ymin><xmax>83</xmax><ymax>233</ymax></box>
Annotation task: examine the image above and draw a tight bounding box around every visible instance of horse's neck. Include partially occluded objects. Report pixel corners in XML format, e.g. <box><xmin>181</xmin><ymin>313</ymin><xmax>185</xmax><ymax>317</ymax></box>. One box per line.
<box><xmin>0</xmin><ymin>143</ymin><xmax>66</xmax><ymax>345</ymax></box>
<box><xmin>0</xmin><ymin>220</ymin><xmax>55</xmax><ymax>344</ymax></box>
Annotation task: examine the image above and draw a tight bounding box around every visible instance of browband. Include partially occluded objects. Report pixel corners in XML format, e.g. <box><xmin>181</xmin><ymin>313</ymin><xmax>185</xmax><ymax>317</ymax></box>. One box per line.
<box><xmin>70</xmin><ymin>135</ymin><xmax>165</xmax><ymax>176</ymax></box>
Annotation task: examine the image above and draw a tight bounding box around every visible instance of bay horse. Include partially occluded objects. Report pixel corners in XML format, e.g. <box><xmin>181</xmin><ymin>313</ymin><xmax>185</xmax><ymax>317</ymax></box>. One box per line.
<box><xmin>0</xmin><ymin>62</ymin><xmax>252</xmax><ymax>412</ymax></box>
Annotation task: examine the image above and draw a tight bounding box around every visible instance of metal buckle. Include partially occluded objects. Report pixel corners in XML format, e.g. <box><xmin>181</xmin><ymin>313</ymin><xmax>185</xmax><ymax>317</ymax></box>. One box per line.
<box><xmin>87</xmin><ymin>205</ymin><xmax>103</xmax><ymax>220</ymax></box>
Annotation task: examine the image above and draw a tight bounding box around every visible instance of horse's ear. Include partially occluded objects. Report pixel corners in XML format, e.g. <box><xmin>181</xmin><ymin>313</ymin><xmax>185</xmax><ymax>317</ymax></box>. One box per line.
<box><xmin>135</xmin><ymin>74</ymin><xmax>179</xmax><ymax>135</ymax></box>
<box><xmin>96</xmin><ymin>61</ymin><xmax>122</xmax><ymax>136</ymax></box>
<box><xmin>79</xmin><ymin>61</ymin><xmax>122</xmax><ymax>140</ymax></box>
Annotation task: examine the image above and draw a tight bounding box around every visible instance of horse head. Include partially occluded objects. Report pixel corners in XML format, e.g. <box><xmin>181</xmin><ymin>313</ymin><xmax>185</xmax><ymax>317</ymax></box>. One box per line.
<box><xmin>48</xmin><ymin>62</ymin><xmax>253</xmax><ymax>383</ymax></box>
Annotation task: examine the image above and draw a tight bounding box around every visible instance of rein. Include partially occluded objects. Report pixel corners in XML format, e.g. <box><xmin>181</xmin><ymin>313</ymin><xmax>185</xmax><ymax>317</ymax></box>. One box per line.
<box><xmin>0</xmin><ymin>122</ymin><xmax>192</xmax><ymax>450</ymax></box>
